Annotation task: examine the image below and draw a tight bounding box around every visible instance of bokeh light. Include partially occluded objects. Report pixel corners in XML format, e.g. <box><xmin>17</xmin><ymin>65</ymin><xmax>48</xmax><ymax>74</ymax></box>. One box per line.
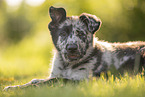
<box><xmin>5</xmin><ymin>0</ymin><xmax>23</xmax><ymax>6</ymax></box>
<box><xmin>25</xmin><ymin>0</ymin><xmax>46</xmax><ymax>6</ymax></box>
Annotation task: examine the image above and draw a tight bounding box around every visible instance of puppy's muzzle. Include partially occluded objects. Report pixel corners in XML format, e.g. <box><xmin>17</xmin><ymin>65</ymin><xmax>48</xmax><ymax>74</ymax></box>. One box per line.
<box><xmin>66</xmin><ymin>44</ymin><xmax>80</xmax><ymax>61</ymax></box>
<box><xmin>66</xmin><ymin>44</ymin><xmax>78</xmax><ymax>53</ymax></box>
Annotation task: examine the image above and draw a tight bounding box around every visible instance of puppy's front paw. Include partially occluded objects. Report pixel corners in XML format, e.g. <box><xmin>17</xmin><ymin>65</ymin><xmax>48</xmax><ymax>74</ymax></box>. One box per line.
<box><xmin>3</xmin><ymin>85</ymin><xmax>19</xmax><ymax>91</ymax></box>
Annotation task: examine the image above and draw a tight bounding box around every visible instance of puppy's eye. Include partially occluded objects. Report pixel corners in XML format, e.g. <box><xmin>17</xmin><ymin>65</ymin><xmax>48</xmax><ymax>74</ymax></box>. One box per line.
<box><xmin>78</xmin><ymin>32</ymin><xmax>84</xmax><ymax>36</ymax></box>
<box><xmin>60</xmin><ymin>31</ymin><xmax>67</xmax><ymax>37</ymax></box>
<box><xmin>76</xmin><ymin>30</ymin><xmax>84</xmax><ymax>36</ymax></box>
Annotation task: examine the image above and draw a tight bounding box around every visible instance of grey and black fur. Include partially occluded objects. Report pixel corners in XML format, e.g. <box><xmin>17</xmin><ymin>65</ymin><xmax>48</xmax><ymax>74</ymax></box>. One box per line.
<box><xmin>4</xmin><ymin>6</ymin><xmax>145</xmax><ymax>90</ymax></box>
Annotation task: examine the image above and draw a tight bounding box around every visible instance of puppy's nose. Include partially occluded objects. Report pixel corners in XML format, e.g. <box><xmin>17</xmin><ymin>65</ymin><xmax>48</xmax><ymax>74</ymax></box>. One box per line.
<box><xmin>66</xmin><ymin>44</ymin><xmax>78</xmax><ymax>52</ymax></box>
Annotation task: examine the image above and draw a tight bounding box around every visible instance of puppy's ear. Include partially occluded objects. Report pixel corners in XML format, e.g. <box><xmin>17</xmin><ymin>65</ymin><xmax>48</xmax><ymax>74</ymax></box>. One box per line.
<box><xmin>79</xmin><ymin>13</ymin><xmax>101</xmax><ymax>34</ymax></box>
<box><xmin>48</xmin><ymin>6</ymin><xmax>66</xmax><ymax>31</ymax></box>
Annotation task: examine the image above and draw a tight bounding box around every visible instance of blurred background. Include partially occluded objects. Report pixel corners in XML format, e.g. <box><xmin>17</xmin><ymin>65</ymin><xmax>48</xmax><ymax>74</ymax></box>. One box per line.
<box><xmin>0</xmin><ymin>0</ymin><xmax>145</xmax><ymax>80</ymax></box>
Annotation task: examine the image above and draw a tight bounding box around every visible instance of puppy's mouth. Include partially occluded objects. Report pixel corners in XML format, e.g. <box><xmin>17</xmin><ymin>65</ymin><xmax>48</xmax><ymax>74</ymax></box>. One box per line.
<box><xmin>66</xmin><ymin>53</ymin><xmax>81</xmax><ymax>61</ymax></box>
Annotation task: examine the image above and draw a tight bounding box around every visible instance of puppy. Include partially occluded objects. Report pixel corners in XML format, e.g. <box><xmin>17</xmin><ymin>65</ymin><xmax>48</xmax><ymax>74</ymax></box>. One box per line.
<box><xmin>3</xmin><ymin>6</ymin><xmax>145</xmax><ymax>91</ymax></box>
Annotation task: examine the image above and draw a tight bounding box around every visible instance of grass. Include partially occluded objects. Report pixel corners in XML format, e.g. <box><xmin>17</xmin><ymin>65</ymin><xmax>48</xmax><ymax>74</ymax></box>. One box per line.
<box><xmin>1</xmin><ymin>74</ymin><xmax>145</xmax><ymax>97</ymax></box>
<box><xmin>1</xmin><ymin>31</ymin><xmax>145</xmax><ymax>97</ymax></box>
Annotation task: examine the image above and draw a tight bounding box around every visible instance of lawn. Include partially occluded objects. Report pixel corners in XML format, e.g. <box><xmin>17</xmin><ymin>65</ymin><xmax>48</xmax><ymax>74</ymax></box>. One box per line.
<box><xmin>1</xmin><ymin>32</ymin><xmax>145</xmax><ymax>97</ymax></box>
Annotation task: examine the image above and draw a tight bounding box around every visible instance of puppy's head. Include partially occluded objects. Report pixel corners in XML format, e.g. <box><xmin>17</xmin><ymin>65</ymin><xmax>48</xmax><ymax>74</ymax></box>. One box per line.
<box><xmin>48</xmin><ymin>6</ymin><xmax>101</xmax><ymax>63</ymax></box>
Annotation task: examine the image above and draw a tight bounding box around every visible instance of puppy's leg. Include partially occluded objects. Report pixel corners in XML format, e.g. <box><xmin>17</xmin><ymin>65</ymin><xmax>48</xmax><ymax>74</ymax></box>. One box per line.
<box><xmin>3</xmin><ymin>79</ymin><xmax>44</xmax><ymax>91</ymax></box>
<box><xmin>3</xmin><ymin>78</ymin><xmax>78</xmax><ymax>91</ymax></box>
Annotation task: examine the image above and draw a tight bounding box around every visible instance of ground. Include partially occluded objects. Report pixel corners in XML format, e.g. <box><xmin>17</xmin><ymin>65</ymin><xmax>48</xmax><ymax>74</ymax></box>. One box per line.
<box><xmin>1</xmin><ymin>73</ymin><xmax>145</xmax><ymax>97</ymax></box>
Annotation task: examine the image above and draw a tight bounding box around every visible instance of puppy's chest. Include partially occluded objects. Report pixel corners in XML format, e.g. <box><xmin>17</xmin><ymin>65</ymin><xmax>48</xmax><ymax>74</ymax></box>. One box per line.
<box><xmin>60</xmin><ymin>57</ymin><xmax>97</xmax><ymax>80</ymax></box>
